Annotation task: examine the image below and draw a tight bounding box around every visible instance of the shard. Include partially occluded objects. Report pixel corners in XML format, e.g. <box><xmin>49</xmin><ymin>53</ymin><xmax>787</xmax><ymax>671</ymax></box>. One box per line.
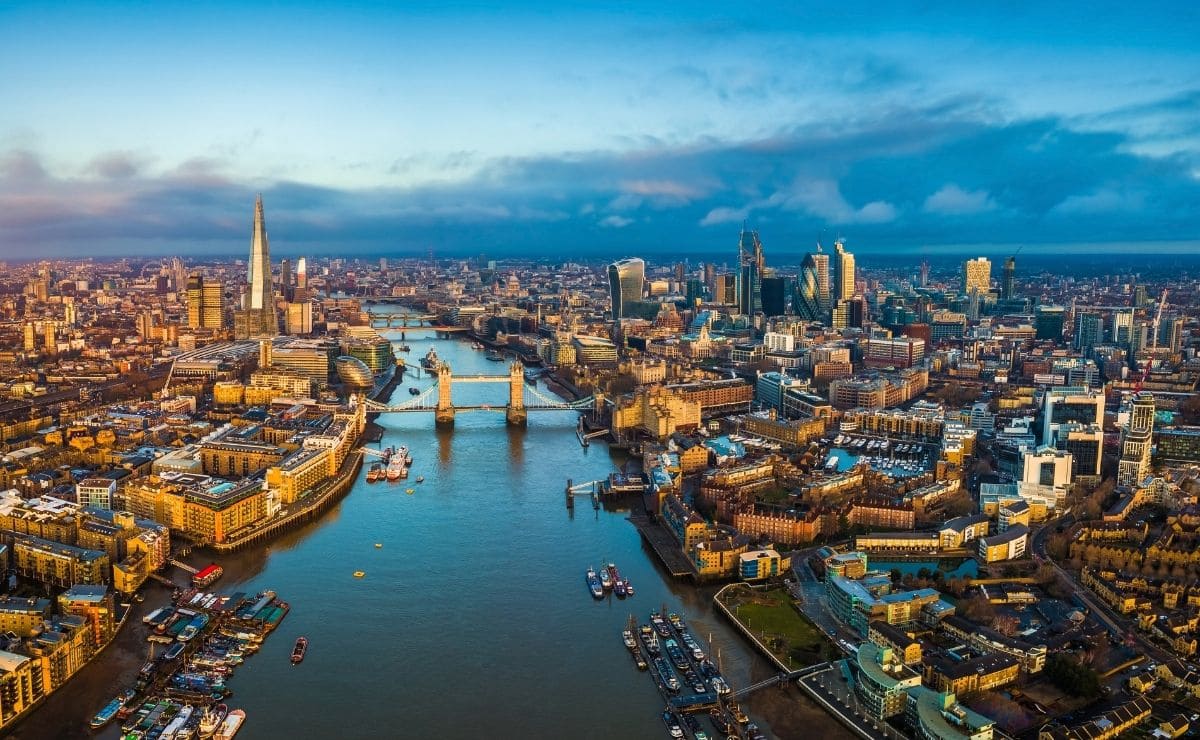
<box><xmin>239</xmin><ymin>195</ymin><xmax>279</xmax><ymax>337</ymax></box>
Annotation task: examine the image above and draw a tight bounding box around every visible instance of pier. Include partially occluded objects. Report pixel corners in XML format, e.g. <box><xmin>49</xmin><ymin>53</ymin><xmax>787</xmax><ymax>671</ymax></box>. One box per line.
<box><xmin>628</xmin><ymin>512</ymin><xmax>697</xmax><ymax>579</ymax></box>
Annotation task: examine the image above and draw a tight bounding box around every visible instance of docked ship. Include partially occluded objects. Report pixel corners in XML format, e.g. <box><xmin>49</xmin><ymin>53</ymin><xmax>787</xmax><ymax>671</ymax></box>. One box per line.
<box><xmin>385</xmin><ymin>455</ymin><xmax>406</xmax><ymax>482</ymax></box>
<box><xmin>420</xmin><ymin>348</ymin><xmax>440</xmax><ymax>369</ymax></box>
<box><xmin>291</xmin><ymin>636</ymin><xmax>308</xmax><ymax>664</ymax></box>
<box><xmin>192</xmin><ymin>564</ymin><xmax>223</xmax><ymax>588</ymax></box>
<box><xmin>586</xmin><ymin>567</ymin><xmax>604</xmax><ymax>599</ymax></box>
<box><xmin>485</xmin><ymin>350</ymin><xmax>505</xmax><ymax>362</ymax></box>
<box><xmin>90</xmin><ymin>693</ymin><xmax>130</xmax><ymax>729</ymax></box>
<box><xmin>366</xmin><ymin>463</ymin><xmax>383</xmax><ymax>482</ymax></box>
<box><xmin>408</xmin><ymin>387</ymin><xmax>421</xmax><ymax>395</ymax></box>
<box><xmin>215</xmin><ymin>709</ymin><xmax>246</xmax><ymax>740</ymax></box>
<box><xmin>599</xmin><ymin>566</ymin><xmax>613</xmax><ymax>591</ymax></box>
<box><xmin>199</xmin><ymin>704</ymin><xmax>228</xmax><ymax>739</ymax></box>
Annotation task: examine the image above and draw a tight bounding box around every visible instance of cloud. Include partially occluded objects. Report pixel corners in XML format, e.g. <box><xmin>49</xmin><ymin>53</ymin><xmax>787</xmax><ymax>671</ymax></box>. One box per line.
<box><xmin>86</xmin><ymin>151</ymin><xmax>149</xmax><ymax>180</ymax></box>
<box><xmin>923</xmin><ymin>184</ymin><xmax>997</xmax><ymax>215</ymax></box>
<box><xmin>1</xmin><ymin>98</ymin><xmax>1198</xmax><ymax>257</ymax></box>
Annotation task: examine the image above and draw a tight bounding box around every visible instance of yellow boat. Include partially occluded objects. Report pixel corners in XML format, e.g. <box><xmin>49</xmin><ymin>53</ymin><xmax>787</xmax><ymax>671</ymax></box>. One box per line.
<box><xmin>374</xmin><ymin>543</ymin><xmax>382</xmax><ymax>549</ymax></box>
<box><xmin>353</xmin><ymin>571</ymin><xmax>366</xmax><ymax>578</ymax></box>
<box><xmin>405</xmin><ymin>488</ymin><xmax>414</xmax><ymax>494</ymax></box>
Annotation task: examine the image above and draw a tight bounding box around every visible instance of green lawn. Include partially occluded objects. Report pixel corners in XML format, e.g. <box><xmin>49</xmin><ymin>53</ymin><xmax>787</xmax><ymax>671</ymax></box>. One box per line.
<box><xmin>721</xmin><ymin>586</ymin><xmax>830</xmax><ymax>664</ymax></box>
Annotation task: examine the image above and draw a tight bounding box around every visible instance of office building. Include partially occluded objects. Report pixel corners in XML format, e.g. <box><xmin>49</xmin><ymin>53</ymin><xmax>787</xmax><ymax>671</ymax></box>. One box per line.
<box><xmin>1040</xmin><ymin>387</ymin><xmax>1104</xmax><ymax>448</ymax></box>
<box><xmin>795</xmin><ymin>249</ymin><xmax>830</xmax><ymax>320</ymax></box>
<box><xmin>186</xmin><ymin>274</ymin><xmax>225</xmax><ymax>330</ymax></box>
<box><xmin>1001</xmin><ymin>255</ymin><xmax>1016</xmax><ymax>299</ymax></box>
<box><xmin>760</xmin><ymin>276</ymin><xmax>786</xmax><ymax>316</ymax></box>
<box><xmin>1111</xmin><ymin>309</ymin><xmax>1133</xmax><ymax>347</ymax></box>
<box><xmin>1035</xmin><ymin>305</ymin><xmax>1065</xmax><ymax>341</ymax></box>
<box><xmin>1118</xmin><ymin>392</ymin><xmax>1155</xmax><ymax>486</ymax></box>
<box><xmin>607</xmin><ymin>258</ymin><xmax>645</xmax><ymax>320</ymax></box>
<box><xmin>736</xmin><ymin>227</ymin><xmax>763</xmax><ymax>315</ymax></box>
<box><xmin>1074</xmin><ymin>312</ymin><xmax>1102</xmax><ymax>355</ymax></box>
<box><xmin>833</xmin><ymin>240</ymin><xmax>855</xmax><ymax>302</ymax></box>
<box><xmin>963</xmin><ymin>257</ymin><xmax>990</xmax><ymax>295</ymax></box>
<box><xmin>237</xmin><ymin>195</ymin><xmax>279</xmax><ymax>338</ymax></box>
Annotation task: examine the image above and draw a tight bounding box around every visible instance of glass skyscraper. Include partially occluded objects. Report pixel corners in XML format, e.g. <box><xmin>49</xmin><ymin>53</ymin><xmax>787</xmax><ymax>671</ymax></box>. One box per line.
<box><xmin>237</xmin><ymin>195</ymin><xmax>279</xmax><ymax>338</ymax></box>
<box><xmin>607</xmin><ymin>257</ymin><xmax>645</xmax><ymax>319</ymax></box>
<box><xmin>736</xmin><ymin>227</ymin><xmax>763</xmax><ymax>316</ymax></box>
<box><xmin>795</xmin><ymin>248</ymin><xmax>830</xmax><ymax>321</ymax></box>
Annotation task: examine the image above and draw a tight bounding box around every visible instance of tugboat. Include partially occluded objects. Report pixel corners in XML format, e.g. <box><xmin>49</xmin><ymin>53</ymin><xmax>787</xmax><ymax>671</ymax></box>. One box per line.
<box><xmin>485</xmin><ymin>350</ymin><xmax>505</xmax><ymax>362</ymax></box>
<box><xmin>408</xmin><ymin>387</ymin><xmax>421</xmax><ymax>395</ymax></box>
<box><xmin>624</xmin><ymin>578</ymin><xmax>635</xmax><ymax>597</ymax></box>
<box><xmin>415</xmin><ymin>476</ymin><xmax>424</xmax><ymax>483</ymax></box>
<box><xmin>599</xmin><ymin>566</ymin><xmax>613</xmax><ymax>591</ymax></box>
<box><xmin>386</xmin><ymin>454</ymin><xmax>406</xmax><ymax>482</ymax></box>
<box><xmin>198</xmin><ymin>704</ymin><xmax>228</xmax><ymax>739</ymax></box>
<box><xmin>291</xmin><ymin>636</ymin><xmax>308</xmax><ymax>664</ymax></box>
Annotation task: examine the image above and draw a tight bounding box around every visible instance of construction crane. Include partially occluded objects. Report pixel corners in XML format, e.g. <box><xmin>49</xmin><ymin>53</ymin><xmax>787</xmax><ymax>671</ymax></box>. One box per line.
<box><xmin>1134</xmin><ymin>289</ymin><xmax>1169</xmax><ymax>393</ymax></box>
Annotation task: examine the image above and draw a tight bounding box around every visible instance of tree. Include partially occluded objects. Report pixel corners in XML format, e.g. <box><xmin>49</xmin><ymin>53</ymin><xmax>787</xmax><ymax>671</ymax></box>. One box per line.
<box><xmin>1045</xmin><ymin>654</ymin><xmax>1102</xmax><ymax>699</ymax></box>
<box><xmin>960</xmin><ymin>594</ymin><xmax>996</xmax><ymax>624</ymax></box>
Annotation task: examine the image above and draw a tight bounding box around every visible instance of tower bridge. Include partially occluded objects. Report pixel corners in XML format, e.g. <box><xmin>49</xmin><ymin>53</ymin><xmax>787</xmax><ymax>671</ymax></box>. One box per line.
<box><xmin>362</xmin><ymin>361</ymin><xmax>596</xmax><ymax>427</ymax></box>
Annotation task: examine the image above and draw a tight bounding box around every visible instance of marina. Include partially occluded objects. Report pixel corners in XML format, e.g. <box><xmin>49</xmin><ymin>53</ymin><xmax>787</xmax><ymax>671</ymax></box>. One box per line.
<box><xmin>94</xmin><ymin>585</ymin><xmax>291</xmax><ymax>739</ymax></box>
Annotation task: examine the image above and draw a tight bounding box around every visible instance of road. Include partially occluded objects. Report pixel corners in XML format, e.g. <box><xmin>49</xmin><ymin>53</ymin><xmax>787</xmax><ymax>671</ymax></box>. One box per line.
<box><xmin>1030</xmin><ymin>517</ymin><xmax>1172</xmax><ymax>665</ymax></box>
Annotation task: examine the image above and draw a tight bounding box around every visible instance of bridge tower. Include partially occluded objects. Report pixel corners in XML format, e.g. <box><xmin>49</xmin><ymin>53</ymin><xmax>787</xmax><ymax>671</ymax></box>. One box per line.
<box><xmin>435</xmin><ymin>363</ymin><xmax>455</xmax><ymax>426</ymax></box>
<box><xmin>506</xmin><ymin>362</ymin><xmax>527</xmax><ymax>426</ymax></box>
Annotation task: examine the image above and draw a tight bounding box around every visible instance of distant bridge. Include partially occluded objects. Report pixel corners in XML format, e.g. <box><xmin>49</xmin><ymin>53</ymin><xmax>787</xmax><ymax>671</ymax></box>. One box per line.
<box><xmin>362</xmin><ymin>361</ymin><xmax>595</xmax><ymax>426</ymax></box>
<box><xmin>365</xmin><ymin>311</ymin><xmax>438</xmax><ymax>327</ymax></box>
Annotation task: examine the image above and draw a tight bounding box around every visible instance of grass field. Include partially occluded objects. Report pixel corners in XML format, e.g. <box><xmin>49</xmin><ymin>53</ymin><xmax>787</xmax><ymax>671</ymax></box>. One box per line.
<box><xmin>720</xmin><ymin>585</ymin><xmax>831</xmax><ymax>665</ymax></box>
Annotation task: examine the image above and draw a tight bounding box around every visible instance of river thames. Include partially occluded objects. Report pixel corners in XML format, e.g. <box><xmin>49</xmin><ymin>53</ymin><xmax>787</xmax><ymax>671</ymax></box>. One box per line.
<box><xmin>12</xmin><ymin>320</ymin><xmax>849</xmax><ymax>740</ymax></box>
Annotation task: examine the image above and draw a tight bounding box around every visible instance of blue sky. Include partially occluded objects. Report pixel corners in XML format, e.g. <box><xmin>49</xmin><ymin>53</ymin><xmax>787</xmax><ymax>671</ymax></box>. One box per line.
<box><xmin>1</xmin><ymin>1</ymin><xmax>1198</xmax><ymax>258</ymax></box>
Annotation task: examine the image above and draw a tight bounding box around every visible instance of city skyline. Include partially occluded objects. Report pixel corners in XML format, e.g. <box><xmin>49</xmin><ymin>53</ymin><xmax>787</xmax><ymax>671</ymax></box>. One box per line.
<box><xmin>1</xmin><ymin>2</ymin><xmax>1198</xmax><ymax>257</ymax></box>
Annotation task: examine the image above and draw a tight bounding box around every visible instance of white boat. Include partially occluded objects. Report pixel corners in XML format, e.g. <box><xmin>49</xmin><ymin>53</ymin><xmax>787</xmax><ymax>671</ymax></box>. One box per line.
<box><xmin>215</xmin><ymin>709</ymin><xmax>246</xmax><ymax>740</ymax></box>
<box><xmin>161</xmin><ymin>705</ymin><xmax>194</xmax><ymax>740</ymax></box>
<box><xmin>386</xmin><ymin>455</ymin><xmax>405</xmax><ymax>482</ymax></box>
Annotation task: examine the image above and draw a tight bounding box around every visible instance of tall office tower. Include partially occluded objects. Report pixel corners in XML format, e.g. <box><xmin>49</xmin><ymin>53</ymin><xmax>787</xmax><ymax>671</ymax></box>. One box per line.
<box><xmin>280</xmin><ymin>258</ymin><xmax>292</xmax><ymax>301</ymax></box>
<box><xmin>795</xmin><ymin>249</ymin><xmax>830</xmax><ymax>321</ymax></box>
<box><xmin>685</xmin><ymin>279</ymin><xmax>705</xmax><ymax>306</ymax></box>
<box><xmin>712</xmin><ymin>274</ymin><xmax>736</xmax><ymax>305</ymax></box>
<box><xmin>137</xmin><ymin>310</ymin><xmax>155</xmax><ymax>341</ymax></box>
<box><xmin>1074</xmin><ymin>312</ymin><xmax>1102</xmax><ymax>355</ymax></box>
<box><xmin>44</xmin><ymin>323</ymin><xmax>56</xmax><ymax>354</ymax></box>
<box><xmin>171</xmin><ymin>257</ymin><xmax>186</xmax><ymax>291</ymax></box>
<box><xmin>1132</xmin><ymin>284</ymin><xmax>1147</xmax><ymax>308</ymax></box>
<box><xmin>1158</xmin><ymin>316</ymin><xmax>1184</xmax><ymax>353</ymax></box>
<box><xmin>674</xmin><ymin>262</ymin><xmax>685</xmax><ymax>282</ymax></box>
<box><xmin>919</xmin><ymin>258</ymin><xmax>929</xmax><ymax>288</ymax></box>
<box><xmin>760</xmin><ymin>277</ymin><xmax>786</xmax><ymax>317</ymax></box>
<box><xmin>832</xmin><ymin>240</ymin><xmax>855</xmax><ymax>302</ymax></box>
<box><xmin>63</xmin><ymin>299</ymin><xmax>77</xmax><ymax>327</ymax></box>
<box><xmin>963</xmin><ymin>257</ymin><xmax>991</xmax><ymax>295</ymax></box>
<box><xmin>380</xmin><ymin>257</ymin><xmax>389</xmax><ymax>271</ymax></box>
<box><xmin>1001</xmin><ymin>256</ymin><xmax>1016</xmax><ymax>299</ymax></box>
<box><xmin>607</xmin><ymin>257</ymin><xmax>645</xmax><ymax>319</ymax></box>
<box><xmin>1117</xmin><ymin>392</ymin><xmax>1155</xmax><ymax>486</ymax></box>
<box><xmin>186</xmin><ymin>274</ymin><xmax>225</xmax><ymax>329</ymax></box>
<box><xmin>1111</xmin><ymin>309</ymin><xmax>1133</xmax><ymax>347</ymax></box>
<box><xmin>736</xmin><ymin>227</ymin><xmax>763</xmax><ymax>315</ymax></box>
<box><xmin>239</xmin><ymin>195</ymin><xmax>278</xmax><ymax>337</ymax></box>
<box><xmin>22</xmin><ymin>322</ymin><xmax>35</xmax><ymax>352</ymax></box>
<box><xmin>703</xmin><ymin>263</ymin><xmax>716</xmax><ymax>295</ymax></box>
<box><xmin>1035</xmin><ymin>305</ymin><xmax>1065</xmax><ymax>341</ymax></box>
<box><xmin>296</xmin><ymin>257</ymin><xmax>308</xmax><ymax>291</ymax></box>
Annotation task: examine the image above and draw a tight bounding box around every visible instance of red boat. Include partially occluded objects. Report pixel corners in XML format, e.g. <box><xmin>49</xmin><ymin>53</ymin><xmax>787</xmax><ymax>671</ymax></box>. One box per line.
<box><xmin>291</xmin><ymin>636</ymin><xmax>308</xmax><ymax>664</ymax></box>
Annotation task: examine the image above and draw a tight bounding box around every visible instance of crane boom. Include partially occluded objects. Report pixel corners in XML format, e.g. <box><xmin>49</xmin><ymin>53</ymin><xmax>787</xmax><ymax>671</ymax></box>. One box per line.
<box><xmin>1135</xmin><ymin>289</ymin><xmax>1169</xmax><ymax>392</ymax></box>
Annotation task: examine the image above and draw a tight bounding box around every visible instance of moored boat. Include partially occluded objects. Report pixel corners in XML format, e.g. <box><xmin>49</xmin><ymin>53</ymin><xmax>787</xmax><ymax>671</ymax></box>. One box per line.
<box><xmin>385</xmin><ymin>456</ymin><xmax>405</xmax><ymax>481</ymax></box>
<box><xmin>598</xmin><ymin>566</ymin><xmax>613</xmax><ymax>590</ymax></box>
<box><xmin>586</xmin><ymin>567</ymin><xmax>604</xmax><ymax>599</ymax></box>
<box><xmin>198</xmin><ymin>704</ymin><xmax>228</xmax><ymax>739</ymax></box>
<box><xmin>90</xmin><ymin>697</ymin><xmax>123</xmax><ymax>729</ymax></box>
<box><xmin>366</xmin><ymin>463</ymin><xmax>383</xmax><ymax>483</ymax></box>
<box><xmin>624</xmin><ymin>578</ymin><xmax>634</xmax><ymax>596</ymax></box>
<box><xmin>622</xmin><ymin>629</ymin><xmax>636</xmax><ymax>649</ymax></box>
<box><xmin>215</xmin><ymin>709</ymin><xmax>245</xmax><ymax>740</ymax></box>
<box><xmin>291</xmin><ymin>636</ymin><xmax>308</xmax><ymax>664</ymax></box>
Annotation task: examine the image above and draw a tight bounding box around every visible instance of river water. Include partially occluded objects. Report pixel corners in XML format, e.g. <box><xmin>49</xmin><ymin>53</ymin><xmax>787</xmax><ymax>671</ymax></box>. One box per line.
<box><xmin>13</xmin><ymin>319</ymin><xmax>849</xmax><ymax>740</ymax></box>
